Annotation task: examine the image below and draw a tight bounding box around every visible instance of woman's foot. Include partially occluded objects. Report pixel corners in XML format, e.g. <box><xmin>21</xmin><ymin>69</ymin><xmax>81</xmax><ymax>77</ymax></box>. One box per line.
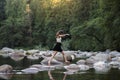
<box><xmin>65</xmin><ymin>61</ymin><xmax>70</xmax><ymax>65</ymax></box>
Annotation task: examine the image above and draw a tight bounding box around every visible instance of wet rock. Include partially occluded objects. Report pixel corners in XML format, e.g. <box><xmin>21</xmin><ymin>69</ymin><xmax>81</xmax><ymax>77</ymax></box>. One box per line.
<box><xmin>109</xmin><ymin>51</ymin><xmax>120</xmax><ymax>58</ymax></box>
<box><xmin>86</xmin><ymin>57</ymin><xmax>95</xmax><ymax>65</ymax></box>
<box><xmin>21</xmin><ymin>67</ymin><xmax>39</xmax><ymax>74</ymax></box>
<box><xmin>64</xmin><ymin>64</ymin><xmax>79</xmax><ymax>72</ymax></box>
<box><xmin>9</xmin><ymin>50</ymin><xmax>25</xmax><ymax>61</ymax></box>
<box><xmin>30</xmin><ymin>64</ymin><xmax>43</xmax><ymax>69</ymax></box>
<box><xmin>54</xmin><ymin>53</ymin><xmax>75</xmax><ymax>62</ymax></box>
<box><xmin>27</xmin><ymin>55</ymin><xmax>39</xmax><ymax>60</ymax></box>
<box><xmin>1</xmin><ymin>47</ymin><xmax>14</xmax><ymax>53</ymax></box>
<box><xmin>76</xmin><ymin>60</ymin><xmax>86</xmax><ymax>65</ymax></box>
<box><xmin>41</xmin><ymin>58</ymin><xmax>63</xmax><ymax>66</ymax></box>
<box><xmin>78</xmin><ymin>64</ymin><xmax>90</xmax><ymax>71</ymax></box>
<box><xmin>93</xmin><ymin>53</ymin><xmax>110</xmax><ymax>62</ymax></box>
<box><xmin>108</xmin><ymin>61</ymin><xmax>120</xmax><ymax>68</ymax></box>
<box><xmin>63</xmin><ymin>71</ymin><xmax>75</xmax><ymax>75</ymax></box>
<box><xmin>0</xmin><ymin>47</ymin><xmax>14</xmax><ymax>58</ymax></box>
<box><xmin>30</xmin><ymin>64</ymin><xmax>55</xmax><ymax>71</ymax></box>
<box><xmin>0</xmin><ymin>64</ymin><xmax>13</xmax><ymax>73</ymax></box>
<box><xmin>26</xmin><ymin>50</ymin><xmax>39</xmax><ymax>55</ymax></box>
<box><xmin>93</xmin><ymin>61</ymin><xmax>110</xmax><ymax>72</ymax></box>
<box><xmin>42</xmin><ymin>65</ymin><xmax>55</xmax><ymax>71</ymax></box>
<box><xmin>41</xmin><ymin>51</ymin><xmax>52</xmax><ymax>57</ymax></box>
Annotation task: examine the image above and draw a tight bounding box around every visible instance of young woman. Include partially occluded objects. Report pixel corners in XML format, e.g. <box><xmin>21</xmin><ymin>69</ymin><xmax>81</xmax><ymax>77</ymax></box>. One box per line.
<box><xmin>48</xmin><ymin>30</ymin><xmax>70</xmax><ymax>66</ymax></box>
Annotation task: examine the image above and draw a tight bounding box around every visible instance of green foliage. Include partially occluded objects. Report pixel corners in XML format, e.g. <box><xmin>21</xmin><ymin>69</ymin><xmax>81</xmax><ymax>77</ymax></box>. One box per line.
<box><xmin>0</xmin><ymin>0</ymin><xmax>120</xmax><ymax>51</ymax></box>
<box><xmin>0</xmin><ymin>0</ymin><xmax>6</xmax><ymax>22</ymax></box>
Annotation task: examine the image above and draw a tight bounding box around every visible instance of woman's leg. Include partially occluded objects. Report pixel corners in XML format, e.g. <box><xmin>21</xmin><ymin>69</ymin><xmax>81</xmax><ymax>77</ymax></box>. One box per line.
<box><xmin>48</xmin><ymin>51</ymin><xmax>57</xmax><ymax>66</ymax></box>
<box><xmin>61</xmin><ymin>51</ymin><xmax>68</xmax><ymax>62</ymax></box>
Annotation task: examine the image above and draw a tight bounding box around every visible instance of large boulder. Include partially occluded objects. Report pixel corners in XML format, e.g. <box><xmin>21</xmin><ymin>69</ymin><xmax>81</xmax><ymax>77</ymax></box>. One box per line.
<box><xmin>0</xmin><ymin>64</ymin><xmax>13</xmax><ymax>73</ymax></box>
<box><xmin>9</xmin><ymin>50</ymin><xmax>25</xmax><ymax>61</ymax></box>
<box><xmin>108</xmin><ymin>61</ymin><xmax>120</xmax><ymax>68</ymax></box>
<box><xmin>93</xmin><ymin>61</ymin><xmax>110</xmax><ymax>73</ymax></box>
<box><xmin>1</xmin><ymin>47</ymin><xmax>14</xmax><ymax>53</ymax></box>
<box><xmin>0</xmin><ymin>47</ymin><xmax>14</xmax><ymax>58</ymax></box>
<box><xmin>54</xmin><ymin>53</ymin><xmax>75</xmax><ymax>62</ymax></box>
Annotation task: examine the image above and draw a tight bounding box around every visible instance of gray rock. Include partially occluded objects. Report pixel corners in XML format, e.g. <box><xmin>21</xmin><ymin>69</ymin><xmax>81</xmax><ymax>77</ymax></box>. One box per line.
<box><xmin>64</xmin><ymin>64</ymin><xmax>79</xmax><ymax>72</ymax></box>
<box><xmin>0</xmin><ymin>64</ymin><xmax>13</xmax><ymax>73</ymax></box>
<box><xmin>9</xmin><ymin>50</ymin><xmax>25</xmax><ymax>61</ymax></box>
<box><xmin>21</xmin><ymin>67</ymin><xmax>39</xmax><ymax>74</ymax></box>
<box><xmin>78</xmin><ymin>64</ymin><xmax>90</xmax><ymax>71</ymax></box>
<box><xmin>41</xmin><ymin>58</ymin><xmax>63</xmax><ymax>66</ymax></box>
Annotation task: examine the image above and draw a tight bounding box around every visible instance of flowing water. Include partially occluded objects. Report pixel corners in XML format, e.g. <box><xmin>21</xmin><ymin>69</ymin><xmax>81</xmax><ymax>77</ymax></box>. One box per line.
<box><xmin>0</xmin><ymin>56</ymin><xmax>120</xmax><ymax>80</ymax></box>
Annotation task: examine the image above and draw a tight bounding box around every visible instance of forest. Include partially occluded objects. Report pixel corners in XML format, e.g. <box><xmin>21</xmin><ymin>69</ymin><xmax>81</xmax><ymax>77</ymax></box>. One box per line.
<box><xmin>0</xmin><ymin>0</ymin><xmax>120</xmax><ymax>51</ymax></box>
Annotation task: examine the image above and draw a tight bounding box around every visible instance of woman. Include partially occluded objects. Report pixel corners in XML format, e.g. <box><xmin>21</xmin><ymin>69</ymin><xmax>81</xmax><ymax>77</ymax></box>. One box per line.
<box><xmin>48</xmin><ymin>30</ymin><xmax>70</xmax><ymax>66</ymax></box>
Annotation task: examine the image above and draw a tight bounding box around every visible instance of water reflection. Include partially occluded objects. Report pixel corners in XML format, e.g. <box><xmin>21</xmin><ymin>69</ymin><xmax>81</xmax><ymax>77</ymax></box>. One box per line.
<box><xmin>0</xmin><ymin>73</ymin><xmax>13</xmax><ymax>80</ymax></box>
<box><xmin>48</xmin><ymin>70</ymin><xmax>67</xmax><ymax>80</ymax></box>
<box><xmin>0</xmin><ymin>55</ymin><xmax>120</xmax><ymax>80</ymax></box>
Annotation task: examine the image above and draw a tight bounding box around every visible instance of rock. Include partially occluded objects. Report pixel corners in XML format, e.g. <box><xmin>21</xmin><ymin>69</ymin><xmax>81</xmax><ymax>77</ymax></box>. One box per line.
<box><xmin>109</xmin><ymin>51</ymin><xmax>120</xmax><ymax>57</ymax></box>
<box><xmin>93</xmin><ymin>53</ymin><xmax>110</xmax><ymax>62</ymax></box>
<box><xmin>93</xmin><ymin>61</ymin><xmax>110</xmax><ymax>72</ymax></box>
<box><xmin>54</xmin><ymin>53</ymin><xmax>75</xmax><ymax>62</ymax></box>
<box><xmin>27</xmin><ymin>55</ymin><xmax>39</xmax><ymax>60</ymax></box>
<box><xmin>63</xmin><ymin>71</ymin><xmax>75</xmax><ymax>75</ymax></box>
<box><xmin>30</xmin><ymin>64</ymin><xmax>43</xmax><ymax>69</ymax></box>
<box><xmin>64</xmin><ymin>64</ymin><xmax>79</xmax><ymax>72</ymax></box>
<box><xmin>21</xmin><ymin>67</ymin><xmax>39</xmax><ymax>74</ymax></box>
<box><xmin>0</xmin><ymin>47</ymin><xmax>14</xmax><ymax>58</ymax></box>
<box><xmin>41</xmin><ymin>51</ymin><xmax>52</xmax><ymax>57</ymax></box>
<box><xmin>41</xmin><ymin>58</ymin><xmax>63</xmax><ymax>66</ymax></box>
<box><xmin>30</xmin><ymin>64</ymin><xmax>55</xmax><ymax>71</ymax></box>
<box><xmin>0</xmin><ymin>64</ymin><xmax>13</xmax><ymax>73</ymax></box>
<box><xmin>86</xmin><ymin>57</ymin><xmax>95</xmax><ymax>65</ymax></box>
<box><xmin>108</xmin><ymin>61</ymin><xmax>120</xmax><ymax>68</ymax></box>
<box><xmin>26</xmin><ymin>50</ymin><xmax>39</xmax><ymax>55</ymax></box>
<box><xmin>9</xmin><ymin>50</ymin><xmax>25</xmax><ymax>61</ymax></box>
<box><xmin>0</xmin><ymin>50</ymin><xmax>9</xmax><ymax>58</ymax></box>
<box><xmin>78</xmin><ymin>64</ymin><xmax>90</xmax><ymax>71</ymax></box>
<box><xmin>42</xmin><ymin>65</ymin><xmax>55</xmax><ymax>71</ymax></box>
<box><xmin>1</xmin><ymin>47</ymin><xmax>14</xmax><ymax>53</ymax></box>
<box><xmin>76</xmin><ymin>60</ymin><xmax>86</xmax><ymax>65</ymax></box>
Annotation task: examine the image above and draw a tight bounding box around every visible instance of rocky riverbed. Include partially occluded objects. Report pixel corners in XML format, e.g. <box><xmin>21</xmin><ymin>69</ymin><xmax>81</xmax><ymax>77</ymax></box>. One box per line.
<box><xmin>0</xmin><ymin>47</ymin><xmax>120</xmax><ymax>79</ymax></box>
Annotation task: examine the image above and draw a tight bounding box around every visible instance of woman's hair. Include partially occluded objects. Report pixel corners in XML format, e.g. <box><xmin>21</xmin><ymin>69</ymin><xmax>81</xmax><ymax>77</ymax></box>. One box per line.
<box><xmin>56</xmin><ymin>30</ymin><xmax>64</xmax><ymax>35</ymax></box>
